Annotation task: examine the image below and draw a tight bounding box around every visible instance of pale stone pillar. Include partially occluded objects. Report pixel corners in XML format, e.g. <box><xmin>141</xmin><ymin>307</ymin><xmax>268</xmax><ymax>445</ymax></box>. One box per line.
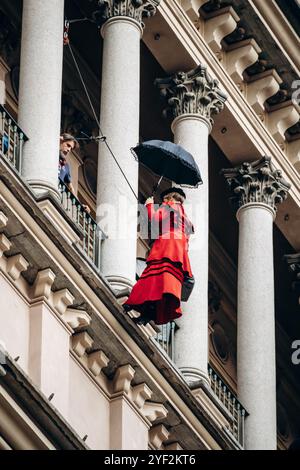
<box><xmin>222</xmin><ymin>156</ymin><xmax>290</xmax><ymax>450</ymax></box>
<box><xmin>155</xmin><ymin>66</ymin><xmax>227</xmax><ymax>384</ymax></box>
<box><xmin>18</xmin><ymin>0</ymin><xmax>64</xmax><ymax>197</ymax></box>
<box><xmin>95</xmin><ymin>0</ymin><xmax>160</xmax><ymax>289</ymax></box>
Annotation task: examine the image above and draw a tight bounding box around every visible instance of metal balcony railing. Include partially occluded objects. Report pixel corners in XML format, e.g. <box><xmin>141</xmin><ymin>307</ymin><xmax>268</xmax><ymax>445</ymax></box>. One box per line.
<box><xmin>0</xmin><ymin>105</ymin><xmax>28</xmax><ymax>171</ymax></box>
<box><xmin>208</xmin><ymin>365</ymin><xmax>247</xmax><ymax>447</ymax></box>
<box><xmin>59</xmin><ymin>181</ymin><xmax>106</xmax><ymax>268</ymax></box>
<box><xmin>153</xmin><ymin>321</ymin><xmax>176</xmax><ymax>361</ymax></box>
<box><xmin>152</xmin><ymin>325</ymin><xmax>247</xmax><ymax>447</ymax></box>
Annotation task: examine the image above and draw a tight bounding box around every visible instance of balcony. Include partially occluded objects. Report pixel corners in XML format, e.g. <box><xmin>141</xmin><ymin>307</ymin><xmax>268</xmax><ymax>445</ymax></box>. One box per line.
<box><xmin>58</xmin><ymin>181</ymin><xmax>106</xmax><ymax>268</ymax></box>
<box><xmin>0</xmin><ymin>105</ymin><xmax>27</xmax><ymax>171</ymax></box>
<box><xmin>0</xmin><ymin>105</ymin><xmax>106</xmax><ymax>269</ymax></box>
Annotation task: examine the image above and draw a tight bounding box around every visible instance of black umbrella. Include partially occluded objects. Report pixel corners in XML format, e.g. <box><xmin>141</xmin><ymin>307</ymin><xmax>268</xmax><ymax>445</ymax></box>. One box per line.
<box><xmin>131</xmin><ymin>140</ymin><xmax>203</xmax><ymax>192</ymax></box>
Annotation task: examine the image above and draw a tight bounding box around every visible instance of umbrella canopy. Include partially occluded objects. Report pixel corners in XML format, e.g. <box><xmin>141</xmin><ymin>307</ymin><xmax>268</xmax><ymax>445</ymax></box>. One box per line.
<box><xmin>132</xmin><ymin>140</ymin><xmax>203</xmax><ymax>187</ymax></box>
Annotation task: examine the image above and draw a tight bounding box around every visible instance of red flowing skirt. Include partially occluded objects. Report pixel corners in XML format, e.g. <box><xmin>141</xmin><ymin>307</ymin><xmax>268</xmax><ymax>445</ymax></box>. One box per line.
<box><xmin>124</xmin><ymin>235</ymin><xmax>192</xmax><ymax>325</ymax></box>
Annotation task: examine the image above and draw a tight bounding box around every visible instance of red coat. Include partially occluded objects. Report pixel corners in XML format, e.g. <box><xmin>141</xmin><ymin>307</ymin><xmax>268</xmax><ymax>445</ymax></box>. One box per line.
<box><xmin>124</xmin><ymin>201</ymin><xmax>194</xmax><ymax>325</ymax></box>
<box><xmin>146</xmin><ymin>201</ymin><xmax>193</xmax><ymax>278</ymax></box>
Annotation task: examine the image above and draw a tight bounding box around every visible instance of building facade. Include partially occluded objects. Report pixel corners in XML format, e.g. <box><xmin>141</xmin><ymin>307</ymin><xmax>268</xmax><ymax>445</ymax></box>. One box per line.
<box><xmin>0</xmin><ymin>0</ymin><xmax>299</xmax><ymax>450</ymax></box>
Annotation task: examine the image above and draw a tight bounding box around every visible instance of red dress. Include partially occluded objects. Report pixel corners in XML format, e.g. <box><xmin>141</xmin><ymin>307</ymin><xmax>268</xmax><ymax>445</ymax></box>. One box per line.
<box><xmin>124</xmin><ymin>201</ymin><xmax>194</xmax><ymax>325</ymax></box>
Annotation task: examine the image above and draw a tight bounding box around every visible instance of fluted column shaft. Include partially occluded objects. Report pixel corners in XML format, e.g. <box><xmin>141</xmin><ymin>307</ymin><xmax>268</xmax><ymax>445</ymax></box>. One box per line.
<box><xmin>237</xmin><ymin>202</ymin><xmax>276</xmax><ymax>449</ymax></box>
<box><xmin>18</xmin><ymin>0</ymin><xmax>64</xmax><ymax>197</ymax></box>
<box><xmin>156</xmin><ymin>66</ymin><xmax>227</xmax><ymax>383</ymax></box>
<box><xmin>222</xmin><ymin>157</ymin><xmax>290</xmax><ymax>449</ymax></box>
<box><xmin>96</xmin><ymin>1</ymin><xmax>160</xmax><ymax>289</ymax></box>
<box><xmin>172</xmin><ymin>115</ymin><xmax>211</xmax><ymax>383</ymax></box>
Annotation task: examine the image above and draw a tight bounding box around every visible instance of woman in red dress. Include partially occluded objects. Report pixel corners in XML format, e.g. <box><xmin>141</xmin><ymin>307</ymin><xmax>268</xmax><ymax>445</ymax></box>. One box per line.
<box><xmin>123</xmin><ymin>187</ymin><xmax>194</xmax><ymax>325</ymax></box>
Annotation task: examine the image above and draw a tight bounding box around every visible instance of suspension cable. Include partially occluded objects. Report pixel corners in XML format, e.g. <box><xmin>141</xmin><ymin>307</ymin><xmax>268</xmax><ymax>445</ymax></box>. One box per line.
<box><xmin>66</xmin><ymin>38</ymin><xmax>139</xmax><ymax>201</ymax></box>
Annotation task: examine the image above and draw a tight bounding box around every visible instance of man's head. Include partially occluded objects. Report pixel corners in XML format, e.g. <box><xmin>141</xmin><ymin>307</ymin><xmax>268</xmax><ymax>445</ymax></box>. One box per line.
<box><xmin>59</xmin><ymin>133</ymin><xmax>79</xmax><ymax>162</ymax></box>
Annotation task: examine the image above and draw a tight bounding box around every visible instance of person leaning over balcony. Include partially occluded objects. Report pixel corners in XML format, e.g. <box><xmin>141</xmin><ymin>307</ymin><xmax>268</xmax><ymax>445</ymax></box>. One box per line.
<box><xmin>59</xmin><ymin>133</ymin><xmax>90</xmax><ymax>213</ymax></box>
<box><xmin>123</xmin><ymin>187</ymin><xmax>194</xmax><ymax>326</ymax></box>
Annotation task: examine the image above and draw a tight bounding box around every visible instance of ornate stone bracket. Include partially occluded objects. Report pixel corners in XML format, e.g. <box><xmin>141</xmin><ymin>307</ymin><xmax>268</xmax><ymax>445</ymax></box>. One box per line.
<box><xmin>112</xmin><ymin>364</ymin><xmax>153</xmax><ymax>409</ymax></box>
<box><xmin>91</xmin><ymin>0</ymin><xmax>160</xmax><ymax>27</ymax></box>
<box><xmin>221</xmin><ymin>156</ymin><xmax>291</xmax><ymax>212</ymax></box>
<box><xmin>6</xmin><ymin>254</ymin><xmax>29</xmax><ymax>281</ymax></box>
<box><xmin>155</xmin><ymin>64</ymin><xmax>227</xmax><ymax>125</ymax></box>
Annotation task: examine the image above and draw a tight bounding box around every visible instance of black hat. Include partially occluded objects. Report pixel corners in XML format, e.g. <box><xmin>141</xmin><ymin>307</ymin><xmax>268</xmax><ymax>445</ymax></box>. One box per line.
<box><xmin>160</xmin><ymin>187</ymin><xmax>186</xmax><ymax>201</ymax></box>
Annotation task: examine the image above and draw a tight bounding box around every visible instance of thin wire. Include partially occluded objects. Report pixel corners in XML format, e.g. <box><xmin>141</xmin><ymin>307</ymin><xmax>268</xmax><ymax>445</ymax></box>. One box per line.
<box><xmin>66</xmin><ymin>41</ymin><xmax>139</xmax><ymax>201</ymax></box>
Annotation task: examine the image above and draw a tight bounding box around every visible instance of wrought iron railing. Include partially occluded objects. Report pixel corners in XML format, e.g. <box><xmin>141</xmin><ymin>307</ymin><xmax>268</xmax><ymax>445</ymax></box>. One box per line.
<box><xmin>152</xmin><ymin>326</ymin><xmax>247</xmax><ymax>447</ymax></box>
<box><xmin>208</xmin><ymin>365</ymin><xmax>247</xmax><ymax>447</ymax></box>
<box><xmin>0</xmin><ymin>105</ymin><xmax>27</xmax><ymax>171</ymax></box>
<box><xmin>59</xmin><ymin>181</ymin><xmax>105</xmax><ymax>268</ymax></box>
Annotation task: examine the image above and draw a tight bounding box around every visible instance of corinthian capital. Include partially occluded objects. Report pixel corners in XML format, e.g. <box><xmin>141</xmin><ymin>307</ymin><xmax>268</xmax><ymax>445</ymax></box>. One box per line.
<box><xmin>92</xmin><ymin>0</ymin><xmax>160</xmax><ymax>26</ymax></box>
<box><xmin>221</xmin><ymin>156</ymin><xmax>291</xmax><ymax>212</ymax></box>
<box><xmin>155</xmin><ymin>64</ymin><xmax>227</xmax><ymax>124</ymax></box>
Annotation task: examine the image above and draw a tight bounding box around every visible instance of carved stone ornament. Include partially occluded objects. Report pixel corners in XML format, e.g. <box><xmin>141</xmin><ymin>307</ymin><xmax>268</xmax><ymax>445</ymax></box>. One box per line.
<box><xmin>221</xmin><ymin>156</ymin><xmax>291</xmax><ymax>211</ymax></box>
<box><xmin>155</xmin><ymin>65</ymin><xmax>227</xmax><ymax>124</ymax></box>
<box><xmin>91</xmin><ymin>0</ymin><xmax>160</xmax><ymax>26</ymax></box>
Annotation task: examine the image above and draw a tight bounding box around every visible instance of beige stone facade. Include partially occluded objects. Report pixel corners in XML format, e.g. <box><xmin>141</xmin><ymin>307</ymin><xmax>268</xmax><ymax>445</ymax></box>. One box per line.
<box><xmin>0</xmin><ymin>0</ymin><xmax>299</xmax><ymax>450</ymax></box>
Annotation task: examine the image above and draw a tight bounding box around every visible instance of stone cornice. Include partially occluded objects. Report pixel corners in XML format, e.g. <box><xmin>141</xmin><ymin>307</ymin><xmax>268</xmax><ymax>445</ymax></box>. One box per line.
<box><xmin>155</xmin><ymin>64</ymin><xmax>227</xmax><ymax>125</ymax></box>
<box><xmin>92</xmin><ymin>0</ymin><xmax>160</xmax><ymax>27</ymax></box>
<box><xmin>221</xmin><ymin>156</ymin><xmax>291</xmax><ymax>212</ymax></box>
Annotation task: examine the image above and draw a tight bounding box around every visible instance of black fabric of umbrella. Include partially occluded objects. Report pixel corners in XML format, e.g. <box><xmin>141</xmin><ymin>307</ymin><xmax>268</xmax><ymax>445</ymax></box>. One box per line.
<box><xmin>131</xmin><ymin>140</ymin><xmax>203</xmax><ymax>193</ymax></box>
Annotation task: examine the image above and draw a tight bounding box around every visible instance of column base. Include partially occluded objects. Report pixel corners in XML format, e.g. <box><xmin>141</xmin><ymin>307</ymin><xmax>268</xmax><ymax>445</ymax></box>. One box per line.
<box><xmin>179</xmin><ymin>367</ymin><xmax>210</xmax><ymax>387</ymax></box>
<box><xmin>106</xmin><ymin>275</ymin><xmax>134</xmax><ymax>293</ymax></box>
<box><xmin>25</xmin><ymin>179</ymin><xmax>60</xmax><ymax>200</ymax></box>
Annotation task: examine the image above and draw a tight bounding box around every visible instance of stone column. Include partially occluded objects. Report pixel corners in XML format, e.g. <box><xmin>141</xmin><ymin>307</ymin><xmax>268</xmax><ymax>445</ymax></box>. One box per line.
<box><xmin>94</xmin><ymin>0</ymin><xmax>160</xmax><ymax>290</ymax></box>
<box><xmin>222</xmin><ymin>156</ymin><xmax>290</xmax><ymax>450</ymax></box>
<box><xmin>155</xmin><ymin>66</ymin><xmax>227</xmax><ymax>383</ymax></box>
<box><xmin>18</xmin><ymin>0</ymin><xmax>64</xmax><ymax>197</ymax></box>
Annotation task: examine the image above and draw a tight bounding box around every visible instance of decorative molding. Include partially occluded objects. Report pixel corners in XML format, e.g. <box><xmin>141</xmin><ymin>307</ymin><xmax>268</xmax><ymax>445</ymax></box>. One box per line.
<box><xmin>155</xmin><ymin>64</ymin><xmax>227</xmax><ymax>125</ymax></box>
<box><xmin>0</xmin><ymin>211</ymin><xmax>8</xmax><ymax>230</ymax></box>
<box><xmin>221</xmin><ymin>156</ymin><xmax>291</xmax><ymax>212</ymax></box>
<box><xmin>112</xmin><ymin>364</ymin><xmax>135</xmax><ymax>394</ymax></box>
<box><xmin>6</xmin><ymin>254</ymin><xmax>29</xmax><ymax>281</ymax></box>
<box><xmin>0</xmin><ymin>233</ymin><xmax>11</xmax><ymax>257</ymax></box>
<box><xmin>87</xmin><ymin>350</ymin><xmax>109</xmax><ymax>376</ymax></box>
<box><xmin>32</xmin><ymin>268</ymin><xmax>56</xmax><ymax>300</ymax></box>
<box><xmin>131</xmin><ymin>383</ymin><xmax>152</xmax><ymax>408</ymax></box>
<box><xmin>266</xmin><ymin>100</ymin><xmax>300</xmax><ymax>145</ymax></box>
<box><xmin>72</xmin><ymin>331</ymin><xmax>94</xmax><ymax>358</ymax></box>
<box><xmin>141</xmin><ymin>401</ymin><xmax>168</xmax><ymax>422</ymax></box>
<box><xmin>92</xmin><ymin>0</ymin><xmax>160</xmax><ymax>27</ymax></box>
<box><xmin>179</xmin><ymin>0</ymin><xmax>208</xmax><ymax>23</ymax></box>
<box><xmin>202</xmin><ymin>6</ymin><xmax>239</xmax><ymax>54</ymax></box>
<box><xmin>246</xmin><ymin>69</ymin><xmax>282</xmax><ymax>115</ymax></box>
<box><xmin>149</xmin><ymin>424</ymin><xmax>170</xmax><ymax>449</ymax></box>
<box><xmin>224</xmin><ymin>38</ymin><xmax>261</xmax><ymax>85</ymax></box>
<box><xmin>61</xmin><ymin>308</ymin><xmax>91</xmax><ymax>330</ymax></box>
